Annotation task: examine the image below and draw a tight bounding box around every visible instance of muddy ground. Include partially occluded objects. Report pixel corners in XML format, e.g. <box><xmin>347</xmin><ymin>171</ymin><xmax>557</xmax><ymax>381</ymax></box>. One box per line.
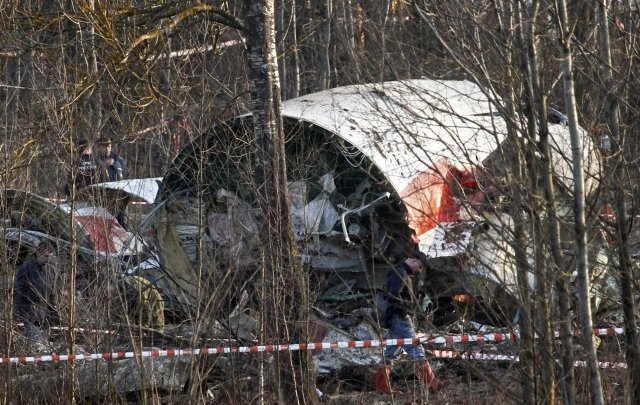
<box><xmin>316</xmin><ymin>361</ymin><xmax>625</xmax><ymax>404</ymax></box>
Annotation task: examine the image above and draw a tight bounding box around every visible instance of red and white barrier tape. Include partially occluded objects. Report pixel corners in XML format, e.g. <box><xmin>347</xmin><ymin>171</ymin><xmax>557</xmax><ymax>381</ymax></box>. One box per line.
<box><xmin>591</xmin><ymin>327</ymin><xmax>625</xmax><ymax>337</ymax></box>
<box><xmin>45</xmin><ymin>198</ymin><xmax>151</xmax><ymax>205</ymax></box>
<box><xmin>429</xmin><ymin>349</ymin><xmax>627</xmax><ymax>369</ymax></box>
<box><xmin>1</xmin><ymin>331</ymin><xmax>628</xmax><ymax>365</ymax></box>
<box><xmin>426</xmin><ymin>332</ymin><xmax>518</xmax><ymax>345</ymax></box>
<box><xmin>424</xmin><ymin>327</ymin><xmax>625</xmax><ymax>345</ymax></box>
<box><xmin>1</xmin><ymin>337</ymin><xmax>423</xmax><ymax>365</ymax></box>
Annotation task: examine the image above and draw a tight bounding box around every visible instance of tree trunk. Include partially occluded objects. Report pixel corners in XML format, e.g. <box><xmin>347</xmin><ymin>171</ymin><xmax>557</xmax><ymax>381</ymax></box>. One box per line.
<box><xmin>555</xmin><ymin>1</ymin><xmax>604</xmax><ymax>403</ymax></box>
<box><xmin>343</xmin><ymin>0</ymin><xmax>360</xmax><ymax>82</ymax></box>
<box><xmin>522</xmin><ymin>17</ymin><xmax>555</xmax><ymax>405</ymax></box>
<box><xmin>500</xmin><ymin>4</ymin><xmax>533</xmax><ymax>403</ymax></box>
<box><xmin>379</xmin><ymin>0</ymin><xmax>389</xmax><ymax>82</ymax></box>
<box><xmin>245</xmin><ymin>1</ymin><xmax>316</xmax><ymax>403</ymax></box>
<box><xmin>291</xmin><ymin>0</ymin><xmax>300</xmax><ymax>98</ymax></box>
<box><xmin>596</xmin><ymin>2</ymin><xmax>640</xmax><ymax>404</ymax></box>
<box><xmin>319</xmin><ymin>0</ymin><xmax>332</xmax><ymax>90</ymax></box>
<box><xmin>276</xmin><ymin>0</ymin><xmax>288</xmax><ymax>99</ymax></box>
<box><xmin>521</xmin><ymin>1</ymin><xmax>564</xmax><ymax>402</ymax></box>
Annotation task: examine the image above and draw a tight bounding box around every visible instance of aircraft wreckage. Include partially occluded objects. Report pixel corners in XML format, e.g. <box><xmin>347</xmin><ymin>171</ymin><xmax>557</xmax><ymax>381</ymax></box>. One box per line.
<box><xmin>2</xmin><ymin>81</ymin><xmax>607</xmax><ymax>333</ymax></box>
<box><xmin>145</xmin><ymin>78</ymin><xmax>605</xmax><ymax>329</ymax></box>
<box><xmin>2</xmin><ymin>80</ymin><xmax>611</xmax><ymax>382</ymax></box>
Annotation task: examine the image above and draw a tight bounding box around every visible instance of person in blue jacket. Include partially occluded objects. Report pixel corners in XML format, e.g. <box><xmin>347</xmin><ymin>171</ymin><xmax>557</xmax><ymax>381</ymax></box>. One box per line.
<box><xmin>375</xmin><ymin>251</ymin><xmax>446</xmax><ymax>394</ymax></box>
<box><xmin>94</xmin><ymin>136</ymin><xmax>130</xmax><ymax>229</ymax></box>
<box><xmin>94</xmin><ymin>136</ymin><xmax>127</xmax><ymax>182</ymax></box>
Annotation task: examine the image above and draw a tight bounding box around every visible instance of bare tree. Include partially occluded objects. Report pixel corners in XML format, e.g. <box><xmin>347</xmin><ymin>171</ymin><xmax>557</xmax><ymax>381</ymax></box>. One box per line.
<box><xmin>596</xmin><ymin>2</ymin><xmax>640</xmax><ymax>404</ymax></box>
<box><xmin>246</xmin><ymin>1</ymin><xmax>317</xmax><ymax>402</ymax></box>
<box><xmin>555</xmin><ymin>0</ymin><xmax>604</xmax><ymax>403</ymax></box>
<box><xmin>3</xmin><ymin>0</ymin><xmax>640</xmax><ymax>403</ymax></box>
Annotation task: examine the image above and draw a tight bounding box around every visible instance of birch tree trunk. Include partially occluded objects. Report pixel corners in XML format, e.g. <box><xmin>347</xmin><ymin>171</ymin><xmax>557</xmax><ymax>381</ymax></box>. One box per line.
<box><xmin>319</xmin><ymin>0</ymin><xmax>332</xmax><ymax>90</ymax></box>
<box><xmin>344</xmin><ymin>0</ymin><xmax>360</xmax><ymax>82</ymax></box>
<box><xmin>512</xmin><ymin>137</ymin><xmax>536</xmax><ymax>405</ymax></box>
<box><xmin>555</xmin><ymin>0</ymin><xmax>604</xmax><ymax>403</ymax></box>
<box><xmin>379</xmin><ymin>0</ymin><xmax>389</xmax><ymax>83</ymax></box>
<box><xmin>519</xmin><ymin>6</ymin><xmax>554</xmax><ymax>404</ymax></box>
<box><xmin>276</xmin><ymin>0</ymin><xmax>288</xmax><ymax>98</ymax></box>
<box><xmin>245</xmin><ymin>0</ymin><xmax>316</xmax><ymax>403</ymax></box>
<box><xmin>291</xmin><ymin>0</ymin><xmax>301</xmax><ymax>98</ymax></box>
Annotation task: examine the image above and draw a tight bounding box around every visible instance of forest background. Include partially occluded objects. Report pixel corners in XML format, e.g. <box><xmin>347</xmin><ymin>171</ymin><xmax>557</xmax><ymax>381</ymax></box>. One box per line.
<box><xmin>1</xmin><ymin>1</ymin><xmax>640</xmax><ymax>404</ymax></box>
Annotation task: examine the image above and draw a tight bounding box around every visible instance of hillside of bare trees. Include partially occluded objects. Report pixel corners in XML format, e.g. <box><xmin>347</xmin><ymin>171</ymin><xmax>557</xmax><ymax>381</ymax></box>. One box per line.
<box><xmin>2</xmin><ymin>1</ymin><xmax>640</xmax><ymax>404</ymax></box>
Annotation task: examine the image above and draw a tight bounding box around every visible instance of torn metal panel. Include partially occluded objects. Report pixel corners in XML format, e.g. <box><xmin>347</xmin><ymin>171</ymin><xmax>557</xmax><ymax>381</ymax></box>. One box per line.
<box><xmin>197</xmin><ymin>290</ymin><xmax>260</xmax><ymax>341</ymax></box>
<box><xmin>302</xmin><ymin>238</ymin><xmax>365</xmax><ymax>272</ymax></box>
<box><xmin>289</xmin><ymin>178</ymin><xmax>340</xmax><ymax>239</ymax></box>
<box><xmin>423</xmin><ymin>222</ymin><xmax>473</xmax><ymax>258</ymax></box>
<box><xmin>312</xmin><ymin>320</ymin><xmax>381</xmax><ymax>375</ymax></box>
<box><xmin>227</xmin><ymin>290</ymin><xmax>259</xmax><ymax>341</ymax></box>
<box><xmin>4</xmin><ymin>188</ymin><xmax>149</xmax><ymax>257</ymax></box>
<box><xmin>58</xmin><ymin>202</ymin><xmax>142</xmax><ymax>255</ymax></box>
<box><xmin>1</xmin><ymin>228</ymin><xmax>101</xmax><ymax>268</ymax></box>
<box><xmin>280</xmin><ymin>80</ymin><xmax>504</xmax><ymax>195</ymax></box>
<box><xmin>83</xmin><ymin>177</ymin><xmax>162</xmax><ymax>204</ymax></box>
<box><xmin>153</xmin><ymin>205</ymin><xmax>199</xmax><ymax>312</ymax></box>
<box><xmin>207</xmin><ymin>188</ymin><xmax>261</xmax><ymax>260</ymax></box>
<box><xmin>4</xmin><ymin>189</ymin><xmax>93</xmax><ymax>249</ymax></box>
<box><xmin>155</xmin><ymin>79</ymin><xmax>602</xmax><ymax>323</ymax></box>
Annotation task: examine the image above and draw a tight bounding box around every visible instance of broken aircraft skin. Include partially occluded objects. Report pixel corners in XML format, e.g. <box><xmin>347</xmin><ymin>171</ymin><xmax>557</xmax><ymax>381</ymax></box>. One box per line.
<box><xmin>1</xmin><ymin>180</ymin><xmax>164</xmax><ymax>323</ymax></box>
<box><xmin>2</xmin><ymin>178</ymin><xmax>161</xmax><ymax>259</ymax></box>
<box><xmin>152</xmin><ymin>79</ymin><xmax>604</xmax><ymax>328</ymax></box>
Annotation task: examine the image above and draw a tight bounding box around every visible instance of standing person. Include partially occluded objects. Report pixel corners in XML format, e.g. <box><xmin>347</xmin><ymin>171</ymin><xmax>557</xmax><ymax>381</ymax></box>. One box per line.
<box><xmin>94</xmin><ymin>136</ymin><xmax>131</xmax><ymax>229</ymax></box>
<box><xmin>375</xmin><ymin>251</ymin><xmax>446</xmax><ymax>394</ymax></box>
<box><xmin>94</xmin><ymin>136</ymin><xmax>127</xmax><ymax>182</ymax></box>
<box><xmin>13</xmin><ymin>241</ymin><xmax>58</xmax><ymax>342</ymax></box>
<box><xmin>65</xmin><ymin>138</ymin><xmax>102</xmax><ymax>195</ymax></box>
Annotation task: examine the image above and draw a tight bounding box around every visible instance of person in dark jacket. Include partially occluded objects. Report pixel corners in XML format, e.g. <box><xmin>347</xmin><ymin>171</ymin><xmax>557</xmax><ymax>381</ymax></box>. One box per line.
<box><xmin>94</xmin><ymin>136</ymin><xmax>127</xmax><ymax>182</ymax></box>
<box><xmin>94</xmin><ymin>136</ymin><xmax>130</xmax><ymax>228</ymax></box>
<box><xmin>375</xmin><ymin>251</ymin><xmax>446</xmax><ymax>394</ymax></box>
<box><xmin>65</xmin><ymin>138</ymin><xmax>103</xmax><ymax>196</ymax></box>
<box><xmin>13</xmin><ymin>241</ymin><xmax>58</xmax><ymax>341</ymax></box>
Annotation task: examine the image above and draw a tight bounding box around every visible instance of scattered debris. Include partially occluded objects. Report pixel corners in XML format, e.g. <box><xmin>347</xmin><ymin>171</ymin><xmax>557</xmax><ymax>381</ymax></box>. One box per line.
<box><xmin>154</xmin><ymin>78</ymin><xmax>606</xmax><ymax>333</ymax></box>
<box><xmin>12</xmin><ymin>356</ymin><xmax>190</xmax><ymax>401</ymax></box>
<box><xmin>0</xmin><ymin>80</ymin><xmax>622</xmax><ymax>396</ymax></box>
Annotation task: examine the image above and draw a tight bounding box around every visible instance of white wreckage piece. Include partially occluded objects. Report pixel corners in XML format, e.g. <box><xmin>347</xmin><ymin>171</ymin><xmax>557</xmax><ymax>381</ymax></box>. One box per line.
<box><xmin>154</xmin><ymin>79</ymin><xmax>606</xmax><ymax>325</ymax></box>
<box><xmin>3</xmin><ymin>185</ymin><xmax>155</xmax><ymax>258</ymax></box>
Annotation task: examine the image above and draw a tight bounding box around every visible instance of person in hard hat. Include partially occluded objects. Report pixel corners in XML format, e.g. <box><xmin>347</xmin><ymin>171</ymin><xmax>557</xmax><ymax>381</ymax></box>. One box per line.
<box><xmin>375</xmin><ymin>251</ymin><xmax>447</xmax><ymax>394</ymax></box>
<box><xmin>13</xmin><ymin>241</ymin><xmax>59</xmax><ymax>342</ymax></box>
